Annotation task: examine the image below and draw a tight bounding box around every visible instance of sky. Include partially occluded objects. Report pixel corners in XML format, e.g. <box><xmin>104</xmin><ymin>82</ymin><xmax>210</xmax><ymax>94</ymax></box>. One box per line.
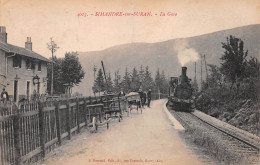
<box><xmin>0</xmin><ymin>0</ymin><xmax>259</xmax><ymax>59</ymax></box>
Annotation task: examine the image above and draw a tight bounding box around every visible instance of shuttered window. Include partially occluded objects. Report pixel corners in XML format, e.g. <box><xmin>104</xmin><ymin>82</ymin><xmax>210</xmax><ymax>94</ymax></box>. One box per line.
<box><xmin>13</xmin><ymin>55</ymin><xmax>22</xmax><ymax>68</ymax></box>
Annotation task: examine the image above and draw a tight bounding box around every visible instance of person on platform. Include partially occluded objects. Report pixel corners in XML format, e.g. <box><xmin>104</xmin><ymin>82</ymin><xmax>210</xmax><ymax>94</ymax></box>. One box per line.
<box><xmin>138</xmin><ymin>88</ymin><xmax>145</xmax><ymax>108</ymax></box>
<box><xmin>147</xmin><ymin>89</ymin><xmax>152</xmax><ymax>108</ymax></box>
<box><xmin>1</xmin><ymin>88</ymin><xmax>9</xmax><ymax>103</ymax></box>
<box><xmin>118</xmin><ymin>88</ymin><xmax>125</xmax><ymax>97</ymax></box>
<box><xmin>142</xmin><ymin>91</ymin><xmax>147</xmax><ymax>108</ymax></box>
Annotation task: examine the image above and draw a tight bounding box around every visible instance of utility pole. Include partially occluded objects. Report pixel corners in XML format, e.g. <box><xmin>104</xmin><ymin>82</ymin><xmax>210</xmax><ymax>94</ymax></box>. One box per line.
<box><xmin>93</xmin><ymin>65</ymin><xmax>97</xmax><ymax>96</ymax></box>
<box><xmin>114</xmin><ymin>72</ymin><xmax>117</xmax><ymax>85</ymax></box>
<box><xmin>47</xmin><ymin>38</ymin><xmax>59</xmax><ymax>96</ymax></box>
<box><xmin>200</xmin><ymin>54</ymin><xmax>203</xmax><ymax>88</ymax></box>
<box><xmin>158</xmin><ymin>87</ymin><xmax>161</xmax><ymax>100</ymax></box>
<box><xmin>93</xmin><ymin>65</ymin><xmax>97</xmax><ymax>80</ymax></box>
<box><xmin>194</xmin><ymin>62</ymin><xmax>198</xmax><ymax>93</ymax></box>
<box><xmin>204</xmin><ymin>55</ymin><xmax>208</xmax><ymax>81</ymax></box>
<box><xmin>101</xmin><ymin>61</ymin><xmax>108</xmax><ymax>93</ymax></box>
<box><xmin>194</xmin><ymin>62</ymin><xmax>197</xmax><ymax>83</ymax></box>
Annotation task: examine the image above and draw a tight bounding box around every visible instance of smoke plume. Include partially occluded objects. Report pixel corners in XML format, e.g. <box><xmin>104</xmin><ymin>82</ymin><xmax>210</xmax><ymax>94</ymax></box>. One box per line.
<box><xmin>173</xmin><ymin>39</ymin><xmax>199</xmax><ymax>66</ymax></box>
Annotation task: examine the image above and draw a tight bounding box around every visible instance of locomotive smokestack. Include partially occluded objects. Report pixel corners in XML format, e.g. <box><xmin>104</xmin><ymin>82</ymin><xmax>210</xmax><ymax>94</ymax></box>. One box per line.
<box><xmin>182</xmin><ymin>67</ymin><xmax>187</xmax><ymax>77</ymax></box>
<box><xmin>180</xmin><ymin>67</ymin><xmax>188</xmax><ymax>85</ymax></box>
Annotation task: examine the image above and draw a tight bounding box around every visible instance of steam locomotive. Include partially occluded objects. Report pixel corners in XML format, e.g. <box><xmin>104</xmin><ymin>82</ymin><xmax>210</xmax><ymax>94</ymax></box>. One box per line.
<box><xmin>167</xmin><ymin>67</ymin><xmax>194</xmax><ymax>112</ymax></box>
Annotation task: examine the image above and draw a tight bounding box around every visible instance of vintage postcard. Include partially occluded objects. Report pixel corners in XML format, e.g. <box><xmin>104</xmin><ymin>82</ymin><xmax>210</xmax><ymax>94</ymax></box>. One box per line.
<box><xmin>0</xmin><ymin>0</ymin><xmax>259</xmax><ymax>164</ymax></box>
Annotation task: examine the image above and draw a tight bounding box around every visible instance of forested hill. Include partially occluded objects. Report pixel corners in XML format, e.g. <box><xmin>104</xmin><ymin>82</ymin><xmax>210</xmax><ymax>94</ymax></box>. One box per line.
<box><xmin>75</xmin><ymin>24</ymin><xmax>260</xmax><ymax>95</ymax></box>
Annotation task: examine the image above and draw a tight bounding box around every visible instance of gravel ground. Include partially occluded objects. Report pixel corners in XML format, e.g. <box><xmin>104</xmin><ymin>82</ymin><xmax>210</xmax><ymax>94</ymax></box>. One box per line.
<box><xmin>41</xmin><ymin>99</ymin><xmax>204</xmax><ymax>165</ymax></box>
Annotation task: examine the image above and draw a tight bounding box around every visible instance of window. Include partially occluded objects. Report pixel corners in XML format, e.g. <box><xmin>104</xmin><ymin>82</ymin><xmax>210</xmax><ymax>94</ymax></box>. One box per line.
<box><xmin>31</xmin><ymin>62</ymin><xmax>35</xmax><ymax>70</ymax></box>
<box><xmin>13</xmin><ymin>55</ymin><xmax>21</xmax><ymax>68</ymax></box>
<box><xmin>38</xmin><ymin>62</ymin><xmax>42</xmax><ymax>71</ymax></box>
<box><xmin>26</xmin><ymin>59</ymin><xmax>31</xmax><ymax>70</ymax></box>
<box><xmin>25</xmin><ymin>59</ymin><xmax>36</xmax><ymax>70</ymax></box>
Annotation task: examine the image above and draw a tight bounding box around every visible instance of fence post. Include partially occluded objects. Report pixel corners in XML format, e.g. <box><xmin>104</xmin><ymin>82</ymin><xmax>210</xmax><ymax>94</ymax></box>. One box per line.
<box><xmin>89</xmin><ymin>96</ymin><xmax>92</xmax><ymax>121</ymax></box>
<box><xmin>54</xmin><ymin>101</ymin><xmax>61</xmax><ymax>145</ymax></box>
<box><xmin>83</xmin><ymin>98</ymin><xmax>87</xmax><ymax>126</ymax></box>
<box><xmin>38</xmin><ymin>101</ymin><xmax>46</xmax><ymax>159</ymax></box>
<box><xmin>13</xmin><ymin>104</ymin><xmax>21</xmax><ymax>165</ymax></box>
<box><xmin>118</xmin><ymin>96</ymin><xmax>121</xmax><ymax>111</ymax></box>
<box><xmin>89</xmin><ymin>96</ymin><xmax>92</xmax><ymax>104</ymax></box>
<box><xmin>76</xmin><ymin>98</ymin><xmax>80</xmax><ymax>133</ymax></box>
<box><xmin>66</xmin><ymin>99</ymin><xmax>71</xmax><ymax>140</ymax></box>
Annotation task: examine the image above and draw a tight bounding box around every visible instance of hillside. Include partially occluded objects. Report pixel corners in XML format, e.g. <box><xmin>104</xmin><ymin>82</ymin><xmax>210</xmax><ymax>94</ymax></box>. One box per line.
<box><xmin>75</xmin><ymin>24</ymin><xmax>260</xmax><ymax>95</ymax></box>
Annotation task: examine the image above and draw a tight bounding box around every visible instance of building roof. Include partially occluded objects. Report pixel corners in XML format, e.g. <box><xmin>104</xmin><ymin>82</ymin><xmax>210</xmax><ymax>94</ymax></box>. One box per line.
<box><xmin>0</xmin><ymin>41</ymin><xmax>51</xmax><ymax>62</ymax></box>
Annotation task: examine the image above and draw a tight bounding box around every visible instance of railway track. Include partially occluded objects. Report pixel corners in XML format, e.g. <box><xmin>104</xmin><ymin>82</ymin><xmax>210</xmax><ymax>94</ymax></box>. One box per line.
<box><xmin>171</xmin><ymin>110</ymin><xmax>260</xmax><ymax>158</ymax></box>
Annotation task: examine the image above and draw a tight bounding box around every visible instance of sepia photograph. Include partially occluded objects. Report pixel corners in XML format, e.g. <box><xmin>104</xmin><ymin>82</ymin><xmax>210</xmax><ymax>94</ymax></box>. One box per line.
<box><xmin>0</xmin><ymin>0</ymin><xmax>259</xmax><ymax>164</ymax></box>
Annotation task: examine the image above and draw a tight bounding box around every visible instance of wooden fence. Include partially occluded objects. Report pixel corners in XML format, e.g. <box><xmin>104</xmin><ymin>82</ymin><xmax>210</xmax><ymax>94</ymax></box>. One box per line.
<box><xmin>0</xmin><ymin>93</ymin><xmax>160</xmax><ymax>165</ymax></box>
<box><xmin>0</xmin><ymin>95</ymin><xmax>116</xmax><ymax>165</ymax></box>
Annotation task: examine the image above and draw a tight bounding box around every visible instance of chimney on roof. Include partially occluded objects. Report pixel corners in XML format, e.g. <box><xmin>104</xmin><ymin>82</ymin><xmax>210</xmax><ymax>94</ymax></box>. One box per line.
<box><xmin>0</xmin><ymin>26</ymin><xmax>7</xmax><ymax>43</ymax></box>
<box><xmin>25</xmin><ymin>37</ymin><xmax>32</xmax><ymax>51</ymax></box>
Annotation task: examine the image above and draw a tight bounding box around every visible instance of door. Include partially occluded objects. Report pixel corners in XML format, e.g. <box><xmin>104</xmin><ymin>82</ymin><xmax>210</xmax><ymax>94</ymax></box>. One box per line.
<box><xmin>14</xmin><ymin>80</ymin><xmax>18</xmax><ymax>102</ymax></box>
<box><xmin>37</xmin><ymin>82</ymin><xmax>40</xmax><ymax>93</ymax></box>
<box><xmin>26</xmin><ymin>81</ymin><xmax>30</xmax><ymax>100</ymax></box>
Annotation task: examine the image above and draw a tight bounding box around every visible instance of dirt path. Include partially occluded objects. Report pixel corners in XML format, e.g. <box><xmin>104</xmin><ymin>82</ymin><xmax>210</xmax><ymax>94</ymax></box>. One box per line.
<box><xmin>42</xmin><ymin>100</ymin><xmax>204</xmax><ymax>165</ymax></box>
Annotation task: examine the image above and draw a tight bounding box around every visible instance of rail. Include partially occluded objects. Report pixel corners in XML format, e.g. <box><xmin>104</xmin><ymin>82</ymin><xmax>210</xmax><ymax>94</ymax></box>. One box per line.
<box><xmin>172</xmin><ymin>110</ymin><xmax>260</xmax><ymax>153</ymax></box>
<box><xmin>192</xmin><ymin>110</ymin><xmax>260</xmax><ymax>152</ymax></box>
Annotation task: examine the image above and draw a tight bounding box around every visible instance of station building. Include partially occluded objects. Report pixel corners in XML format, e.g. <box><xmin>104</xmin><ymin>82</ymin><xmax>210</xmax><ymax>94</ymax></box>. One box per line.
<box><xmin>0</xmin><ymin>26</ymin><xmax>51</xmax><ymax>102</ymax></box>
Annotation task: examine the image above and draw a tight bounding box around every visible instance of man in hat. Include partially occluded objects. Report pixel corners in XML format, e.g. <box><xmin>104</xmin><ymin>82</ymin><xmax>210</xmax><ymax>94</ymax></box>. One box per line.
<box><xmin>1</xmin><ymin>88</ymin><xmax>9</xmax><ymax>103</ymax></box>
<box><xmin>138</xmin><ymin>88</ymin><xmax>145</xmax><ymax>109</ymax></box>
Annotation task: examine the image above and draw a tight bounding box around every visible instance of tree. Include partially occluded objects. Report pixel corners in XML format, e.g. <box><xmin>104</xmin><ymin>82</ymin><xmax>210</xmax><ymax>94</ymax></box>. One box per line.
<box><xmin>220</xmin><ymin>35</ymin><xmax>248</xmax><ymax>89</ymax></box>
<box><xmin>160</xmin><ymin>70</ymin><xmax>169</xmax><ymax>94</ymax></box>
<box><xmin>106</xmin><ymin>72</ymin><xmax>113</xmax><ymax>93</ymax></box>
<box><xmin>113</xmin><ymin>70</ymin><xmax>121</xmax><ymax>93</ymax></box>
<box><xmin>191</xmin><ymin>80</ymin><xmax>199</xmax><ymax>95</ymax></box>
<box><xmin>143</xmin><ymin>66</ymin><xmax>154</xmax><ymax>91</ymax></box>
<box><xmin>121</xmin><ymin>68</ymin><xmax>131</xmax><ymax>92</ymax></box>
<box><xmin>139</xmin><ymin>65</ymin><xmax>145</xmax><ymax>83</ymax></box>
<box><xmin>244</xmin><ymin>57</ymin><xmax>260</xmax><ymax>79</ymax></box>
<box><xmin>47</xmin><ymin>56</ymin><xmax>64</xmax><ymax>94</ymax></box>
<box><xmin>207</xmin><ymin>64</ymin><xmax>223</xmax><ymax>88</ymax></box>
<box><xmin>47</xmin><ymin>37</ymin><xmax>59</xmax><ymax>96</ymax></box>
<box><xmin>130</xmin><ymin>67</ymin><xmax>140</xmax><ymax>91</ymax></box>
<box><xmin>61</xmin><ymin>52</ymin><xmax>85</xmax><ymax>96</ymax></box>
<box><xmin>244</xmin><ymin>57</ymin><xmax>260</xmax><ymax>100</ymax></box>
<box><xmin>93</xmin><ymin>68</ymin><xmax>105</xmax><ymax>95</ymax></box>
<box><xmin>154</xmin><ymin>68</ymin><xmax>162</xmax><ymax>92</ymax></box>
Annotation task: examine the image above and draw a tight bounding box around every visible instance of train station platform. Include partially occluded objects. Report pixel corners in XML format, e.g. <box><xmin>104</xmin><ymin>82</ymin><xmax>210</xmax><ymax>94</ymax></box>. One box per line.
<box><xmin>43</xmin><ymin>99</ymin><xmax>204</xmax><ymax>165</ymax></box>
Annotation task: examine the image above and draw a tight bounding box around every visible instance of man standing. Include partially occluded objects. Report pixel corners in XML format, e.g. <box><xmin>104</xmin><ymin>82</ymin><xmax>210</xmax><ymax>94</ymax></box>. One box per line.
<box><xmin>142</xmin><ymin>91</ymin><xmax>147</xmax><ymax>108</ymax></box>
<box><xmin>147</xmin><ymin>89</ymin><xmax>152</xmax><ymax>108</ymax></box>
<box><xmin>1</xmin><ymin>88</ymin><xmax>9</xmax><ymax>103</ymax></box>
<box><xmin>138</xmin><ymin>88</ymin><xmax>144</xmax><ymax>108</ymax></box>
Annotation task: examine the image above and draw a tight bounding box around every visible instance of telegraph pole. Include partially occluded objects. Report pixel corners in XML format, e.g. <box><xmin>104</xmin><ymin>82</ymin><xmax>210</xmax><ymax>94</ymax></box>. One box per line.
<box><xmin>204</xmin><ymin>55</ymin><xmax>208</xmax><ymax>81</ymax></box>
<box><xmin>101</xmin><ymin>61</ymin><xmax>108</xmax><ymax>92</ymax></box>
<box><xmin>51</xmin><ymin>48</ymin><xmax>54</xmax><ymax>96</ymax></box>
<box><xmin>47</xmin><ymin>38</ymin><xmax>59</xmax><ymax>96</ymax></box>
<box><xmin>200</xmin><ymin>54</ymin><xmax>203</xmax><ymax>88</ymax></box>
<box><xmin>93</xmin><ymin>65</ymin><xmax>97</xmax><ymax>80</ymax></box>
<box><xmin>93</xmin><ymin>65</ymin><xmax>97</xmax><ymax>96</ymax></box>
<box><xmin>194</xmin><ymin>62</ymin><xmax>197</xmax><ymax>83</ymax></box>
